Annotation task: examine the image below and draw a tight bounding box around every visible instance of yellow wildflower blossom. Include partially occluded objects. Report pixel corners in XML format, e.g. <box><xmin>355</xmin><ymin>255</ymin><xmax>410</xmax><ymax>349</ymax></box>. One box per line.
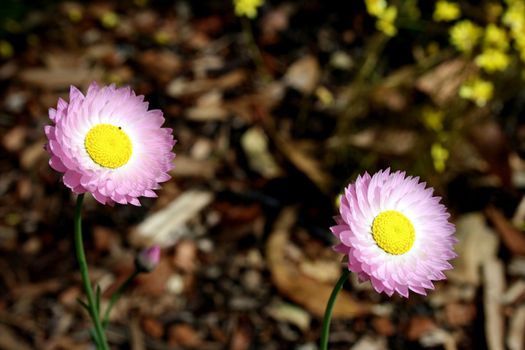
<box><xmin>376</xmin><ymin>5</ymin><xmax>398</xmax><ymax>37</ymax></box>
<box><xmin>67</xmin><ymin>8</ymin><xmax>82</xmax><ymax>23</ymax></box>
<box><xmin>315</xmin><ymin>86</ymin><xmax>334</xmax><ymax>106</ymax></box>
<box><xmin>503</xmin><ymin>1</ymin><xmax>525</xmax><ymax>32</ymax></box>
<box><xmin>422</xmin><ymin>107</ymin><xmax>444</xmax><ymax>132</ymax></box>
<box><xmin>475</xmin><ymin>49</ymin><xmax>510</xmax><ymax>73</ymax></box>
<box><xmin>233</xmin><ymin>0</ymin><xmax>264</xmax><ymax>19</ymax></box>
<box><xmin>0</xmin><ymin>40</ymin><xmax>13</xmax><ymax>58</ymax></box>
<box><xmin>433</xmin><ymin>1</ymin><xmax>461</xmax><ymax>22</ymax></box>
<box><xmin>484</xmin><ymin>24</ymin><xmax>509</xmax><ymax>50</ymax></box>
<box><xmin>365</xmin><ymin>0</ymin><xmax>388</xmax><ymax>16</ymax></box>
<box><xmin>100</xmin><ymin>11</ymin><xmax>119</xmax><ymax>29</ymax></box>
<box><xmin>431</xmin><ymin>143</ymin><xmax>449</xmax><ymax>173</ymax></box>
<box><xmin>459</xmin><ymin>78</ymin><xmax>494</xmax><ymax>107</ymax></box>
<box><xmin>450</xmin><ymin>20</ymin><xmax>482</xmax><ymax>53</ymax></box>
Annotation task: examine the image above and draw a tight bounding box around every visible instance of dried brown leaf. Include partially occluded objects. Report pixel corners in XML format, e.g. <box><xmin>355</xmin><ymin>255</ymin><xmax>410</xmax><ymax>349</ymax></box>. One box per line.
<box><xmin>166</xmin><ymin>70</ymin><xmax>246</xmax><ymax>98</ymax></box>
<box><xmin>266</xmin><ymin>208</ymin><xmax>370</xmax><ymax>319</ymax></box>
<box><xmin>448</xmin><ymin>213</ymin><xmax>499</xmax><ymax>285</ymax></box>
<box><xmin>416</xmin><ymin>59</ymin><xmax>474</xmax><ymax>106</ymax></box>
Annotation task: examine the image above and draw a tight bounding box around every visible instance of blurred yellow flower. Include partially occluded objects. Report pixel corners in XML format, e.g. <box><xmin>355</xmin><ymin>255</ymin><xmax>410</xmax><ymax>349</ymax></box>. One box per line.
<box><xmin>459</xmin><ymin>78</ymin><xmax>494</xmax><ymax>107</ymax></box>
<box><xmin>365</xmin><ymin>0</ymin><xmax>388</xmax><ymax>16</ymax></box>
<box><xmin>431</xmin><ymin>143</ymin><xmax>449</xmax><ymax>173</ymax></box>
<box><xmin>422</xmin><ymin>107</ymin><xmax>444</xmax><ymax>132</ymax></box>
<box><xmin>154</xmin><ymin>31</ymin><xmax>170</xmax><ymax>45</ymax></box>
<box><xmin>0</xmin><ymin>40</ymin><xmax>13</xmax><ymax>58</ymax></box>
<box><xmin>315</xmin><ymin>86</ymin><xmax>334</xmax><ymax>106</ymax></box>
<box><xmin>484</xmin><ymin>24</ymin><xmax>509</xmax><ymax>50</ymax></box>
<box><xmin>475</xmin><ymin>49</ymin><xmax>510</xmax><ymax>73</ymax></box>
<box><xmin>376</xmin><ymin>5</ymin><xmax>398</xmax><ymax>37</ymax></box>
<box><xmin>450</xmin><ymin>20</ymin><xmax>482</xmax><ymax>53</ymax></box>
<box><xmin>233</xmin><ymin>0</ymin><xmax>264</xmax><ymax>18</ymax></box>
<box><xmin>433</xmin><ymin>1</ymin><xmax>461</xmax><ymax>22</ymax></box>
<box><xmin>100</xmin><ymin>11</ymin><xmax>119</xmax><ymax>29</ymax></box>
<box><xmin>67</xmin><ymin>7</ymin><xmax>83</xmax><ymax>22</ymax></box>
<box><xmin>503</xmin><ymin>1</ymin><xmax>525</xmax><ymax>32</ymax></box>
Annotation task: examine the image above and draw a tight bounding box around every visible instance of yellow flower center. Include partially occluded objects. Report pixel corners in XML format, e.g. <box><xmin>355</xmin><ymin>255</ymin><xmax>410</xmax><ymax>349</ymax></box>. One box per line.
<box><xmin>372</xmin><ymin>210</ymin><xmax>415</xmax><ymax>255</ymax></box>
<box><xmin>84</xmin><ymin>124</ymin><xmax>132</xmax><ymax>169</ymax></box>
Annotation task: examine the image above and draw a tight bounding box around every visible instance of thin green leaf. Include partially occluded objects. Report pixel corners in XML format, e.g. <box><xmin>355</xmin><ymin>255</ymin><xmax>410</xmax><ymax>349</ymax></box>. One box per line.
<box><xmin>76</xmin><ymin>298</ymin><xmax>90</xmax><ymax>312</ymax></box>
<box><xmin>90</xmin><ymin>328</ymin><xmax>102</xmax><ymax>348</ymax></box>
<box><xmin>95</xmin><ymin>285</ymin><xmax>102</xmax><ymax>313</ymax></box>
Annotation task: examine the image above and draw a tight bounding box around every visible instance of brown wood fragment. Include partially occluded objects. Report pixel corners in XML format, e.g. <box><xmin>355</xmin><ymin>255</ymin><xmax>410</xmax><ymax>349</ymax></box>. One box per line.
<box><xmin>130</xmin><ymin>316</ymin><xmax>145</xmax><ymax>350</ymax></box>
<box><xmin>486</xmin><ymin>206</ymin><xmax>525</xmax><ymax>256</ymax></box>
<box><xmin>483</xmin><ymin>259</ymin><xmax>506</xmax><ymax>350</ymax></box>
<box><xmin>0</xmin><ymin>324</ymin><xmax>32</xmax><ymax>350</ymax></box>
<box><xmin>507</xmin><ymin>305</ymin><xmax>525</xmax><ymax>350</ymax></box>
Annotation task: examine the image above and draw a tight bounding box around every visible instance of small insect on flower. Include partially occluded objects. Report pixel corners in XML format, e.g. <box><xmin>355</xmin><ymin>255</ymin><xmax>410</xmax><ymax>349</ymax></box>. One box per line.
<box><xmin>331</xmin><ymin>169</ymin><xmax>457</xmax><ymax>297</ymax></box>
<box><xmin>44</xmin><ymin>82</ymin><xmax>176</xmax><ymax>206</ymax></box>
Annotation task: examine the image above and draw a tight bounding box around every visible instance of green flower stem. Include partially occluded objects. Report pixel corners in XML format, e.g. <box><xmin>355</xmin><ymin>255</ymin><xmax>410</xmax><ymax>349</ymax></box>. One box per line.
<box><xmin>102</xmin><ymin>269</ymin><xmax>140</xmax><ymax>328</ymax></box>
<box><xmin>241</xmin><ymin>17</ymin><xmax>270</xmax><ymax>82</ymax></box>
<box><xmin>74</xmin><ymin>194</ymin><xmax>110</xmax><ymax>350</ymax></box>
<box><xmin>320</xmin><ymin>269</ymin><xmax>351</xmax><ymax>350</ymax></box>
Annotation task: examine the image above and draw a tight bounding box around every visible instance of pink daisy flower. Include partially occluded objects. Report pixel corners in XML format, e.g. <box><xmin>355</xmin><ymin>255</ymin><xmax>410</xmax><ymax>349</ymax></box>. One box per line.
<box><xmin>331</xmin><ymin>169</ymin><xmax>457</xmax><ymax>297</ymax></box>
<box><xmin>44</xmin><ymin>82</ymin><xmax>176</xmax><ymax>206</ymax></box>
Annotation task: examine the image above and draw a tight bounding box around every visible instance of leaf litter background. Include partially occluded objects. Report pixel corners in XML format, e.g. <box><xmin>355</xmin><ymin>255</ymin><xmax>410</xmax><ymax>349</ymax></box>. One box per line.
<box><xmin>1</xmin><ymin>0</ymin><xmax>525</xmax><ymax>349</ymax></box>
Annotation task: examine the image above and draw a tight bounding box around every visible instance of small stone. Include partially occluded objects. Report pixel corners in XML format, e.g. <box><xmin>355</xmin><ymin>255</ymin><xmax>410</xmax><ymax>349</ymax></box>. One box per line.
<box><xmin>168</xmin><ymin>324</ymin><xmax>202</xmax><ymax>348</ymax></box>
<box><xmin>59</xmin><ymin>287</ymin><xmax>81</xmax><ymax>307</ymax></box>
<box><xmin>407</xmin><ymin>316</ymin><xmax>437</xmax><ymax>340</ymax></box>
<box><xmin>173</xmin><ymin>240</ymin><xmax>197</xmax><ymax>273</ymax></box>
<box><xmin>242</xmin><ymin>270</ymin><xmax>262</xmax><ymax>292</ymax></box>
<box><xmin>22</xmin><ymin>237</ymin><xmax>41</xmax><ymax>255</ymax></box>
<box><xmin>372</xmin><ymin>316</ymin><xmax>395</xmax><ymax>336</ymax></box>
<box><xmin>93</xmin><ymin>226</ymin><xmax>116</xmax><ymax>252</ymax></box>
<box><xmin>142</xmin><ymin>317</ymin><xmax>164</xmax><ymax>338</ymax></box>
<box><xmin>166</xmin><ymin>274</ymin><xmax>185</xmax><ymax>295</ymax></box>
<box><xmin>445</xmin><ymin>302</ymin><xmax>477</xmax><ymax>327</ymax></box>
<box><xmin>2</xmin><ymin>126</ymin><xmax>26</xmax><ymax>152</ymax></box>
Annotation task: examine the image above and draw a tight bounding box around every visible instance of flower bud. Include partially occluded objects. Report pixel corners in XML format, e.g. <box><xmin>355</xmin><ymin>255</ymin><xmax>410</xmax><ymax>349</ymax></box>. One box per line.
<box><xmin>135</xmin><ymin>245</ymin><xmax>160</xmax><ymax>273</ymax></box>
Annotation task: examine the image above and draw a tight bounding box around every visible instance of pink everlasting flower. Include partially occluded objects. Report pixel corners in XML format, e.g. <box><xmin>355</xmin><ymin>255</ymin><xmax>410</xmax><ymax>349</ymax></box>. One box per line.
<box><xmin>44</xmin><ymin>82</ymin><xmax>176</xmax><ymax>206</ymax></box>
<box><xmin>331</xmin><ymin>169</ymin><xmax>457</xmax><ymax>297</ymax></box>
<box><xmin>136</xmin><ymin>245</ymin><xmax>161</xmax><ymax>272</ymax></box>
